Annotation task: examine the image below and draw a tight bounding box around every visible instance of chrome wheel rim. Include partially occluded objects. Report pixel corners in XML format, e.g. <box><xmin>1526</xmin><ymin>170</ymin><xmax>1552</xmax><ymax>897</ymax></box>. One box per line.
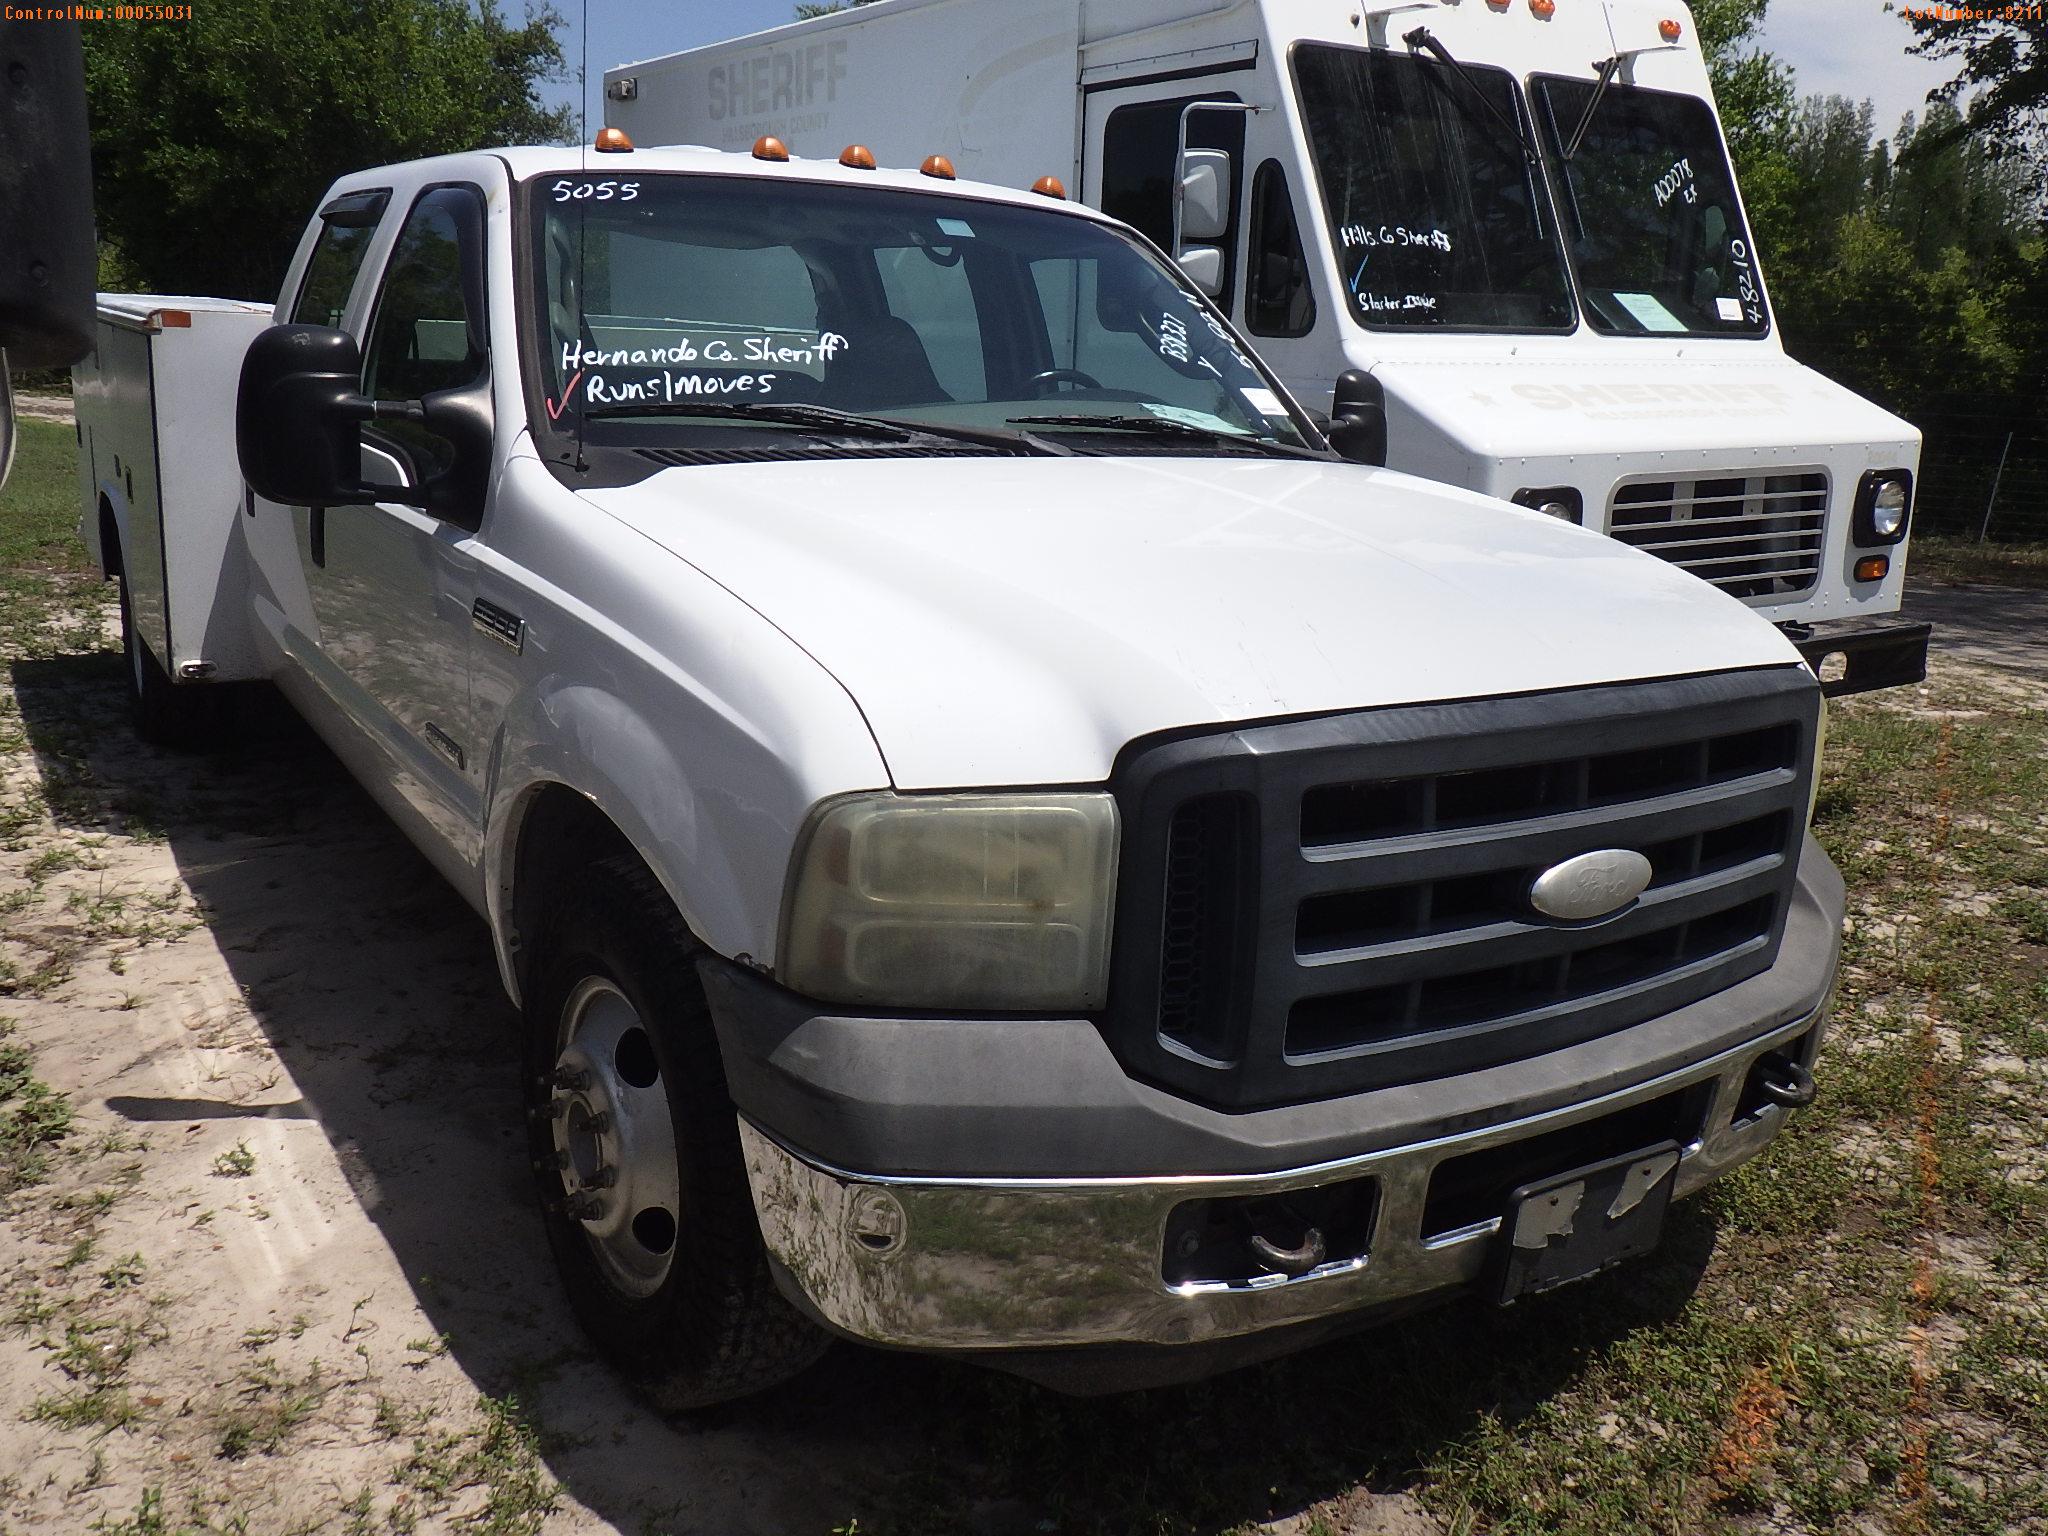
<box><xmin>550</xmin><ymin>977</ymin><xmax>681</xmax><ymax>1299</ymax></box>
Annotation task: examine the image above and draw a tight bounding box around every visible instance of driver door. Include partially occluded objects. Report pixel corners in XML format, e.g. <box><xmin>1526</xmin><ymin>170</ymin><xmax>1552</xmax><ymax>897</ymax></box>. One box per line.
<box><xmin>310</xmin><ymin>184</ymin><xmax>491</xmax><ymax>864</ymax></box>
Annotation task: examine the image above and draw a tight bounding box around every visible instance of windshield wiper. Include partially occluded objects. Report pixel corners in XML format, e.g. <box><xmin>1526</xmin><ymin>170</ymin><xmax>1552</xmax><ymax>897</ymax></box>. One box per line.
<box><xmin>1006</xmin><ymin>414</ymin><xmax>1325</xmax><ymax>461</ymax></box>
<box><xmin>1403</xmin><ymin>27</ymin><xmax>1539</xmax><ymax>169</ymax></box>
<box><xmin>1564</xmin><ymin>55</ymin><xmax>1624</xmax><ymax>161</ymax></box>
<box><xmin>582</xmin><ymin>400</ymin><xmax>1069</xmax><ymax>455</ymax></box>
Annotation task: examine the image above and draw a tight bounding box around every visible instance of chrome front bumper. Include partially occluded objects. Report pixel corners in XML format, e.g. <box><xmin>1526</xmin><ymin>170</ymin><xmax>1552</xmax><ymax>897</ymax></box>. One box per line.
<box><xmin>740</xmin><ymin>1005</ymin><xmax>1826</xmax><ymax>1353</ymax></box>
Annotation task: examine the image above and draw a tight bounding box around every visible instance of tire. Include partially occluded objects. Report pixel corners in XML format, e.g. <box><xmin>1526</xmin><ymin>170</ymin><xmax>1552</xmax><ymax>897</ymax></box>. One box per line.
<box><xmin>524</xmin><ymin>854</ymin><xmax>829</xmax><ymax>1410</ymax></box>
<box><xmin>115</xmin><ymin>565</ymin><xmax>226</xmax><ymax>750</ymax></box>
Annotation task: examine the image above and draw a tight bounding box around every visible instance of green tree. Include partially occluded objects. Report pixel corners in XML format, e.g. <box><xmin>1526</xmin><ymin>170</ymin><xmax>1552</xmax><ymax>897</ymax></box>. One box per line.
<box><xmin>1692</xmin><ymin>0</ymin><xmax>1796</xmax><ymax>166</ymax></box>
<box><xmin>84</xmin><ymin>0</ymin><xmax>573</xmax><ymax>299</ymax></box>
<box><xmin>1904</xmin><ymin>4</ymin><xmax>2048</xmax><ymax>157</ymax></box>
<box><xmin>794</xmin><ymin>0</ymin><xmax>882</xmax><ymax>17</ymax></box>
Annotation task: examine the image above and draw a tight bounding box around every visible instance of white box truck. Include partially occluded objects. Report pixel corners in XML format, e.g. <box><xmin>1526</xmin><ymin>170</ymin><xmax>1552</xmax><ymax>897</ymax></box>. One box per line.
<box><xmin>605</xmin><ymin>0</ymin><xmax>1930</xmax><ymax>696</ymax></box>
<box><xmin>77</xmin><ymin>137</ymin><xmax>1840</xmax><ymax>1404</ymax></box>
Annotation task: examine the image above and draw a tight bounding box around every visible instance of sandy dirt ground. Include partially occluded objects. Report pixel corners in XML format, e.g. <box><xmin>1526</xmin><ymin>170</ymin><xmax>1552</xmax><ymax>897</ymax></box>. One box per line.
<box><xmin>1906</xmin><ymin>579</ymin><xmax>2048</xmax><ymax>675</ymax></box>
<box><xmin>0</xmin><ymin>612</ymin><xmax>933</xmax><ymax>1535</ymax></box>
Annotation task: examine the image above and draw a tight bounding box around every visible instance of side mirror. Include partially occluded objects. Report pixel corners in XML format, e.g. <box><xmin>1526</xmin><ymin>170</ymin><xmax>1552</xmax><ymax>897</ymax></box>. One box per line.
<box><xmin>237</xmin><ymin>324</ymin><xmax>387</xmax><ymax>507</ymax></box>
<box><xmin>237</xmin><ymin>323</ymin><xmax>494</xmax><ymax>524</ymax></box>
<box><xmin>1327</xmin><ymin>369</ymin><xmax>1388</xmax><ymax>467</ymax></box>
<box><xmin>1176</xmin><ymin>148</ymin><xmax>1232</xmax><ymax>244</ymax></box>
<box><xmin>1176</xmin><ymin>246</ymin><xmax>1226</xmax><ymax>298</ymax></box>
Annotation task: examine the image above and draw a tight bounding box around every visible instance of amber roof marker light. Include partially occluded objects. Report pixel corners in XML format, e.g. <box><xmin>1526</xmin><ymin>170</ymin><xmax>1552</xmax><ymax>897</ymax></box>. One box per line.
<box><xmin>1032</xmin><ymin>175</ymin><xmax>1067</xmax><ymax>199</ymax></box>
<box><xmin>1659</xmin><ymin>17</ymin><xmax>1683</xmax><ymax>40</ymax></box>
<box><xmin>839</xmin><ymin>144</ymin><xmax>878</xmax><ymax>170</ymax></box>
<box><xmin>753</xmin><ymin>135</ymin><xmax>791</xmax><ymax>162</ymax></box>
<box><xmin>594</xmin><ymin>127</ymin><xmax>634</xmax><ymax>153</ymax></box>
<box><xmin>921</xmin><ymin>154</ymin><xmax>957</xmax><ymax>180</ymax></box>
<box><xmin>1530</xmin><ymin>0</ymin><xmax>1556</xmax><ymax>17</ymax></box>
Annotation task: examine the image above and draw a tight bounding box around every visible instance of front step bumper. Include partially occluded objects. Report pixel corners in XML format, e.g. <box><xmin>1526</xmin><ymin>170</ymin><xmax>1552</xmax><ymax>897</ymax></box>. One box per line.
<box><xmin>1786</xmin><ymin>616</ymin><xmax>1931</xmax><ymax>697</ymax></box>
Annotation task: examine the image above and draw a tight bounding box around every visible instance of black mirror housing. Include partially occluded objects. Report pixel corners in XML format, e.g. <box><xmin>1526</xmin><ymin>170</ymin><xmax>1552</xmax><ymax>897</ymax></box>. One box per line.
<box><xmin>1328</xmin><ymin>369</ymin><xmax>1388</xmax><ymax>467</ymax></box>
<box><xmin>237</xmin><ymin>324</ymin><xmax>380</xmax><ymax>507</ymax></box>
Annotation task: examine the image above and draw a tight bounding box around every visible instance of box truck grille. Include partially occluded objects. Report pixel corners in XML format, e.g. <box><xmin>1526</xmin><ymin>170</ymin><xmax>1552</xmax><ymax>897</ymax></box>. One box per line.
<box><xmin>1107</xmin><ymin>671</ymin><xmax>1819</xmax><ymax>1109</ymax></box>
<box><xmin>1608</xmin><ymin>470</ymin><xmax>1829</xmax><ymax>601</ymax></box>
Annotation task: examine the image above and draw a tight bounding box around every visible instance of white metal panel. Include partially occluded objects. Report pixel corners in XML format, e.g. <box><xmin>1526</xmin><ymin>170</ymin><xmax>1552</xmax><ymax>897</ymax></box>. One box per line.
<box><xmin>579</xmin><ymin>454</ymin><xmax>1802</xmax><ymax>791</ymax></box>
<box><xmin>605</xmin><ymin>0</ymin><xmax>1082</xmax><ymax>193</ymax></box>
<box><xmin>152</xmin><ymin>305</ymin><xmax>274</xmax><ymax>679</ymax></box>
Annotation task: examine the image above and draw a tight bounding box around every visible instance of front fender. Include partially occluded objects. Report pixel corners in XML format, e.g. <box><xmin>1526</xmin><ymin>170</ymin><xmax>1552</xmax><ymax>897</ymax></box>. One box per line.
<box><xmin>482</xmin><ymin>674</ymin><xmax>882</xmax><ymax>1007</ymax></box>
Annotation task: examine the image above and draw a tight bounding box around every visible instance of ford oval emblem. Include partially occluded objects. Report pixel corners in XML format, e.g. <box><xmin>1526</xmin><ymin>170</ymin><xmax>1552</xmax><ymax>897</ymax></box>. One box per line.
<box><xmin>1529</xmin><ymin>849</ymin><xmax>1653</xmax><ymax>923</ymax></box>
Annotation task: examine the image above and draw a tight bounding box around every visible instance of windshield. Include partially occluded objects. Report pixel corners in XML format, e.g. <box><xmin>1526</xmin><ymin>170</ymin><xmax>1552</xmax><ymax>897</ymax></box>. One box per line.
<box><xmin>523</xmin><ymin>173</ymin><xmax>1312</xmax><ymax>452</ymax></box>
<box><xmin>1291</xmin><ymin>42</ymin><xmax>1574</xmax><ymax>332</ymax></box>
<box><xmin>1533</xmin><ymin>77</ymin><xmax>1768</xmax><ymax>337</ymax></box>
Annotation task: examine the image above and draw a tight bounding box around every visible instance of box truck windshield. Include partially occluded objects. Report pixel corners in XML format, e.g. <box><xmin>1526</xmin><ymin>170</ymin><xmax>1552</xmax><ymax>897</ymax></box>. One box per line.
<box><xmin>1293</xmin><ymin>44</ymin><xmax>1574</xmax><ymax>332</ymax></box>
<box><xmin>1532</xmin><ymin>77</ymin><xmax>1768</xmax><ymax>337</ymax></box>
<box><xmin>528</xmin><ymin>174</ymin><xmax>1312</xmax><ymax>450</ymax></box>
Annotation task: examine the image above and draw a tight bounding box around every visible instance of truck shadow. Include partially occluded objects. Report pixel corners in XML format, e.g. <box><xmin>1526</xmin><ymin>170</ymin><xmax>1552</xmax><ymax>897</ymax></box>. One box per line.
<box><xmin>10</xmin><ymin>648</ymin><xmax>1721</xmax><ymax>1535</ymax></box>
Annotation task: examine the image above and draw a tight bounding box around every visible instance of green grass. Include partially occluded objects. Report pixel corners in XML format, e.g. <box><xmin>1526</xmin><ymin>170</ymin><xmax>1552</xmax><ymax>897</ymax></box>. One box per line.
<box><xmin>0</xmin><ymin>1017</ymin><xmax>74</xmax><ymax>1194</ymax></box>
<box><xmin>0</xmin><ymin>415</ymin><xmax>103</xmax><ymax>663</ymax></box>
<box><xmin>1910</xmin><ymin>535</ymin><xmax>2048</xmax><ymax>589</ymax></box>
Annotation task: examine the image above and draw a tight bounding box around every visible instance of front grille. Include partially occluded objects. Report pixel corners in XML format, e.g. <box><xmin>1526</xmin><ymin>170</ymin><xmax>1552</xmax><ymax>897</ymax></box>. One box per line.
<box><xmin>1109</xmin><ymin>670</ymin><xmax>1820</xmax><ymax>1109</ymax></box>
<box><xmin>1608</xmin><ymin>469</ymin><xmax>1829</xmax><ymax>601</ymax></box>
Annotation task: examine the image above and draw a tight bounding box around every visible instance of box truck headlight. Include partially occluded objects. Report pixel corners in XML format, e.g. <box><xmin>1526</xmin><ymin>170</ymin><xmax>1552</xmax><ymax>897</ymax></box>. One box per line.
<box><xmin>782</xmin><ymin>793</ymin><xmax>1119</xmax><ymax>1011</ymax></box>
<box><xmin>1853</xmin><ymin>470</ymin><xmax>1913</xmax><ymax>546</ymax></box>
<box><xmin>1511</xmin><ymin>487</ymin><xmax>1584</xmax><ymax>525</ymax></box>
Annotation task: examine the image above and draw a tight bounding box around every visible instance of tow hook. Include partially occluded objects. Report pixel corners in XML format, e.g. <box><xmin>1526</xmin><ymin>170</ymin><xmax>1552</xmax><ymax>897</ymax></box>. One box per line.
<box><xmin>1249</xmin><ymin>1227</ymin><xmax>1329</xmax><ymax>1277</ymax></box>
<box><xmin>1754</xmin><ymin>1053</ymin><xmax>1817</xmax><ymax>1109</ymax></box>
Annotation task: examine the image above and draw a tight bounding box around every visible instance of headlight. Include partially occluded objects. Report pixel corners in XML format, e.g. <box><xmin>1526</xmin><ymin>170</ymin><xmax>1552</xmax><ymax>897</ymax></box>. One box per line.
<box><xmin>1511</xmin><ymin>486</ymin><xmax>1584</xmax><ymax>524</ymax></box>
<box><xmin>1852</xmin><ymin>469</ymin><xmax>1913</xmax><ymax>546</ymax></box>
<box><xmin>1872</xmin><ymin>481</ymin><xmax>1908</xmax><ymax>539</ymax></box>
<box><xmin>781</xmin><ymin>792</ymin><xmax>1119</xmax><ymax>1011</ymax></box>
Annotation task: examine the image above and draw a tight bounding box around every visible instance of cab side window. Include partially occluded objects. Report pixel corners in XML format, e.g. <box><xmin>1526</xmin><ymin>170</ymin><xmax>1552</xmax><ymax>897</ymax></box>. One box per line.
<box><xmin>1246</xmin><ymin>162</ymin><xmax>1316</xmax><ymax>337</ymax></box>
<box><xmin>290</xmin><ymin>190</ymin><xmax>390</xmax><ymax>328</ymax></box>
<box><xmin>363</xmin><ymin>186</ymin><xmax>487</xmax><ymax>405</ymax></box>
<box><xmin>361</xmin><ymin>185</ymin><xmax>487</xmax><ymax>487</ymax></box>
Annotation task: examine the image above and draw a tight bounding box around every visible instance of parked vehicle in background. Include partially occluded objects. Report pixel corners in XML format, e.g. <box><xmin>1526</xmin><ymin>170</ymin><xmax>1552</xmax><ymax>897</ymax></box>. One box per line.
<box><xmin>605</xmin><ymin>0</ymin><xmax>1929</xmax><ymax>696</ymax></box>
<box><xmin>75</xmin><ymin>136</ymin><xmax>1841</xmax><ymax>1405</ymax></box>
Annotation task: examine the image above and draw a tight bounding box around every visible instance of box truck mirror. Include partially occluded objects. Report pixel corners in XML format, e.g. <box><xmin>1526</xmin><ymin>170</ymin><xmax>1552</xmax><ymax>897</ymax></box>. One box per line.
<box><xmin>1328</xmin><ymin>369</ymin><xmax>1389</xmax><ymax>467</ymax></box>
<box><xmin>1175</xmin><ymin>246</ymin><xmax>1227</xmax><ymax>299</ymax></box>
<box><xmin>1176</xmin><ymin>149</ymin><xmax>1233</xmax><ymax>245</ymax></box>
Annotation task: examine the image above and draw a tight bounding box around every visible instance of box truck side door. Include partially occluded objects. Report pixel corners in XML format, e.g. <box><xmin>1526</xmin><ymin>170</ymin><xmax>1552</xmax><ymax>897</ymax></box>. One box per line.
<box><xmin>1236</xmin><ymin>103</ymin><xmax>1352</xmax><ymax>413</ymax></box>
<box><xmin>1082</xmin><ymin>85</ymin><xmax>1248</xmax><ymax>320</ymax></box>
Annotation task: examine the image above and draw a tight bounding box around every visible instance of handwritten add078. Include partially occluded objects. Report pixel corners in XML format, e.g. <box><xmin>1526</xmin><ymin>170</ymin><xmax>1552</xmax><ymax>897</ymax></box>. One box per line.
<box><xmin>1652</xmin><ymin>158</ymin><xmax>1698</xmax><ymax>209</ymax></box>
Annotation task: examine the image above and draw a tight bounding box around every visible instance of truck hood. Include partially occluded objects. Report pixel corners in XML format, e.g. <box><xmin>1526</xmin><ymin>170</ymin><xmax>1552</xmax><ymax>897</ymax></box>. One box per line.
<box><xmin>1375</xmin><ymin>351</ymin><xmax>1920</xmax><ymax>461</ymax></box>
<box><xmin>578</xmin><ymin>455</ymin><xmax>1803</xmax><ymax>789</ymax></box>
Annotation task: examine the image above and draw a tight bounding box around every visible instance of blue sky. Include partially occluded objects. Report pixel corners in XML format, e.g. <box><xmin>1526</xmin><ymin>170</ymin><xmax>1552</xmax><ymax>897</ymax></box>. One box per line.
<box><xmin>540</xmin><ymin>0</ymin><xmax>1959</xmax><ymax>148</ymax></box>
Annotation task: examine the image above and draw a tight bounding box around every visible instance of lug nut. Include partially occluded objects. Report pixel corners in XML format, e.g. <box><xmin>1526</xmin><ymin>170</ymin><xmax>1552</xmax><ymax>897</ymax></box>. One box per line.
<box><xmin>552</xmin><ymin>1067</ymin><xmax>590</xmax><ymax>1092</ymax></box>
<box><xmin>586</xmin><ymin>1112</ymin><xmax>613</xmax><ymax>1135</ymax></box>
<box><xmin>585</xmin><ymin>1166</ymin><xmax>617</xmax><ymax>1189</ymax></box>
<box><xmin>569</xmin><ymin>1196</ymin><xmax>605</xmax><ymax>1221</ymax></box>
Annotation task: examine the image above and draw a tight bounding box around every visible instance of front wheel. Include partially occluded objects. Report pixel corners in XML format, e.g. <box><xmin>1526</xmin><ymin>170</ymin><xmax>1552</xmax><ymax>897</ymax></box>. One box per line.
<box><xmin>524</xmin><ymin>855</ymin><xmax>828</xmax><ymax>1409</ymax></box>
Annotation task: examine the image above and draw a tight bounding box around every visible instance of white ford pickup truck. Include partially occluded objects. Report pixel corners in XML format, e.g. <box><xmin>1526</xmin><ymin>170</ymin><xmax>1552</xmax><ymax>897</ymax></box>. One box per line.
<box><xmin>74</xmin><ymin>138</ymin><xmax>1840</xmax><ymax>1404</ymax></box>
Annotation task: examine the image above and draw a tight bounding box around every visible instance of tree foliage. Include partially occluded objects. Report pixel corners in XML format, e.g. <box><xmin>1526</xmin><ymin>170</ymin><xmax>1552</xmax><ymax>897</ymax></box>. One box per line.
<box><xmin>84</xmin><ymin>0</ymin><xmax>574</xmax><ymax>299</ymax></box>
<box><xmin>1692</xmin><ymin>1</ymin><xmax>2045</xmax><ymax>534</ymax></box>
<box><xmin>1905</xmin><ymin>5</ymin><xmax>2048</xmax><ymax>157</ymax></box>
